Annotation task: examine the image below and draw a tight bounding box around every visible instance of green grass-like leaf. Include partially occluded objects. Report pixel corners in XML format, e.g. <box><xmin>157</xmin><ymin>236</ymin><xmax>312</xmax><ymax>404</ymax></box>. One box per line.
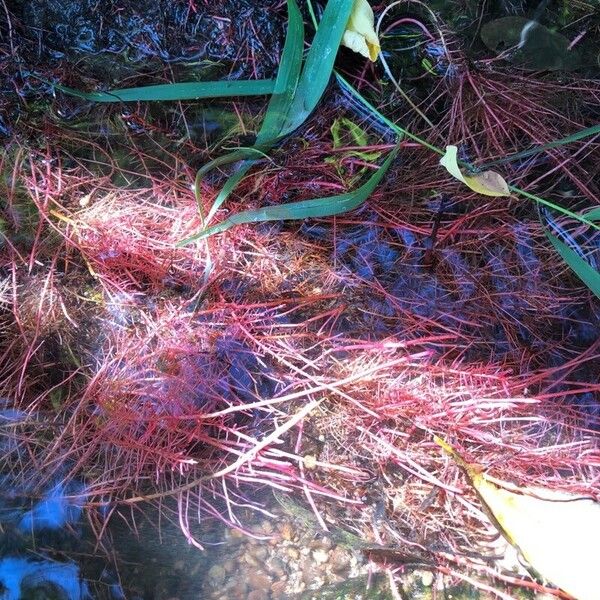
<box><xmin>334</xmin><ymin>73</ymin><xmax>600</xmax><ymax>233</ymax></box>
<box><xmin>190</xmin><ymin>0</ymin><xmax>355</xmax><ymax>238</ymax></box>
<box><xmin>281</xmin><ymin>0</ymin><xmax>353</xmax><ymax>136</ymax></box>
<box><xmin>583</xmin><ymin>207</ymin><xmax>600</xmax><ymax>222</ymax></box>
<box><xmin>196</xmin><ymin>0</ymin><xmax>305</xmax><ymax>225</ymax></box>
<box><xmin>544</xmin><ymin>229</ymin><xmax>600</xmax><ymax>299</ymax></box>
<box><xmin>479</xmin><ymin>124</ymin><xmax>600</xmax><ymax>170</ymax></box>
<box><xmin>54</xmin><ymin>79</ymin><xmax>276</xmax><ymax>102</ymax></box>
<box><xmin>178</xmin><ymin>147</ymin><xmax>398</xmax><ymax>244</ymax></box>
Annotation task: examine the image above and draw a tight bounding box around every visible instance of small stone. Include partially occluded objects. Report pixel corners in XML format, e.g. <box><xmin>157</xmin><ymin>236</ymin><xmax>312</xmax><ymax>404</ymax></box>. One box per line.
<box><xmin>222</xmin><ymin>559</ymin><xmax>235</xmax><ymax>573</ymax></box>
<box><xmin>301</xmin><ymin>569</ymin><xmax>315</xmax><ymax>587</ymax></box>
<box><xmin>173</xmin><ymin>561</ymin><xmax>185</xmax><ymax>572</ymax></box>
<box><xmin>271</xmin><ymin>580</ymin><xmax>287</xmax><ymax>599</ymax></box>
<box><xmin>249</xmin><ymin>544</ymin><xmax>269</xmax><ymax>562</ymax></box>
<box><xmin>224</xmin><ymin>578</ymin><xmax>247</xmax><ymax>597</ymax></box>
<box><xmin>301</xmin><ymin>556</ymin><xmax>324</xmax><ymax>587</ymax></box>
<box><xmin>321</xmin><ymin>536</ymin><xmax>333</xmax><ymax>551</ymax></box>
<box><xmin>247</xmin><ymin>570</ymin><xmax>272</xmax><ymax>591</ymax></box>
<box><xmin>419</xmin><ymin>570</ymin><xmax>435</xmax><ymax>587</ymax></box>
<box><xmin>303</xmin><ymin>454</ymin><xmax>318</xmax><ymax>469</ymax></box>
<box><xmin>207</xmin><ymin>564</ymin><xmax>226</xmax><ymax>587</ymax></box>
<box><xmin>312</xmin><ymin>548</ymin><xmax>329</xmax><ymax>565</ymax></box>
<box><xmin>259</xmin><ymin>519</ymin><xmax>274</xmax><ymax>534</ymax></box>
<box><xmin>247</xmin><ymin>591</ymin><xmax>269</xmax><ymax>600</ymax></box>
<box><xmin>327</xmin><ymin>573</ymin><xmax>345</xmax><ymax>584</ymax></box>
<box><xmin>267</xmin><ymin>557</ymin><xmax>287</xmax><ymax>578</ymax></box>
<box><xmin>279</xmin><ymin>521</ymin><xmax>294</xmax><ymax>541</ymax></box>
<box><xmin>244</xmin><ymin>552</ymin><xmax>260</xmax><ymax>567</ymax></box>
<box><xmin>310</xmin><ymin>536</ymin><xmax>333</xmax><ymax>551</ymax></box>
<box><xmin>329</xmin><ymin>547</ymin><xmax>351</xmax><ymax>572</ymax></box>
<box><xmin>287</xmin><ymin>547</ymin><xmax>300</xmax><ymax>560</ymax></box>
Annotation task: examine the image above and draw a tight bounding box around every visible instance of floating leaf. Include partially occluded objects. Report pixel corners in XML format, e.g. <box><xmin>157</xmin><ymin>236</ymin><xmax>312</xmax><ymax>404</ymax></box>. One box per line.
<box><xmin>436</xmin><ymin>437</ymin><xmax>600</xmax><ymax>600</ymax></box>
<box><xmin>440</xmin><ymin>145</ymin><xmax>510</xmax><ymax>197</ymax></box>
<box><xmin>327</xmin><ymin>117</ymin><xmax>382</xmax><ymax>184</ymax></box>
<box><xmin>341</xmin><ymin>0</ymin><xmax>381</xmax><ymax>62</ymax></box>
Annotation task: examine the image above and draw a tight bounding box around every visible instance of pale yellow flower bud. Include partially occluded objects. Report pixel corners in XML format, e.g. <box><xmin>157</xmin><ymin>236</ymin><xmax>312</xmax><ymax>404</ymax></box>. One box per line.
<box><xmin>341</xmin><ymin>0</ymin><xmax>381</xmax><ymax>62</ymax></box>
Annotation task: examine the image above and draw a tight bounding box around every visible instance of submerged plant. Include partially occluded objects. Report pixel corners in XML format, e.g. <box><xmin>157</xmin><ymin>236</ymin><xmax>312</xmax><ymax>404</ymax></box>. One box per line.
<box><xmin>50</xmin><ymin>0</ymin><xmax>600</xmax><ymax>296</ymax></box>
<box><xmin>55</xmin><ymin>0</ymin><xmax>396</xmax><ymax>247</ymax></box>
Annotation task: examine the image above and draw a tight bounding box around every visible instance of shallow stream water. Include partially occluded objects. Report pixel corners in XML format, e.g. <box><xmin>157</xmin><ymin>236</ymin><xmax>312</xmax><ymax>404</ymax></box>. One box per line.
<box><xmin>1</xmin><ymin>0</ymin><xmax>599</xmax><ymax>598</ymax></box>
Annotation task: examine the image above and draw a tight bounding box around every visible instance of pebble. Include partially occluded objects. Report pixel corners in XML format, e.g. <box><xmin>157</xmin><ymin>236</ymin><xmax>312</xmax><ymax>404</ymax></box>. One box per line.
<box><xmin>301</xmin><ymin>557</ymin><xmax>323</xmax><ymax>587</ymax></box>
<box><xmin>247</xmin><ymin>591</ymin><xmax>269</xmax><ymax>600</ymax></box>
<box><xmin>270</xmin><ymin>580</ymin><xmax>288</xmax><ymax>600</ymax></box>
<box><xmin>249</xmin><ymin>544</ymin><xmax>268</xmax><ymax>562</ymax></box>
<box><xmin>222</xmin><ymin>559</ymin><xmax>235</xmax><ymax>574</ymax></box>
<box><xmin>287</xmin><ymin>547</ymin><xmax>300</xmax><ymax>560</ymax></box>
<box><xmin>244</xmin><ymin>553</ymin><xmax>260</xmax><ymax>567</ymax></box>
<box><xmin>311</xmin><ymin>548</ymin><xmax>329</xmax><ymax>565</ymax></box>
<box><xmin>329</xmin><ymin>547</ymin><xmax>351</xmax><ymax>572</ymax></box>
<box><xmin>247</xmin><ymin>570</ymin><xmax>272</xmax><ymax>591</ymax></box>
<box><xmin>310</xmin><ymin>536</ymin><xmax>333</xmax><ymax>551</ymax></box>
<box><xmin>419</xmin><ymin>569</ymin><xmax>435</xmax><ymax>587</ymax></box>
<box><xmin>173</xmin><ymin>561</ymin><xmax>185</xmax><ymax>572</ymax></box>
<box><xmin>259</xmin><ymin>519</ymin><xmax>274</xmax><ymax>534</ymax></box>
<box><xmin>223</xmin><ymin>579</ymin><xmax>247</xmax><ymax>597</ymax></box>
<box><xmin>328</xmin><ymin>573</ymin><xmax>345</xmax><ymax>584</ymax></box>
<box><xmin>279</xmin><ymin>521</ymin><xmax>294</xmax><ymax>541</ymax></box>
<box><xmin>267</xmin><ymin>556</ymin><xmax>287</xmax><ymax>578</ymax></box>
<box><xmin>207</xmin><ymin>564</ymin><xmax>226</xmax><ymax>587</ymax></box>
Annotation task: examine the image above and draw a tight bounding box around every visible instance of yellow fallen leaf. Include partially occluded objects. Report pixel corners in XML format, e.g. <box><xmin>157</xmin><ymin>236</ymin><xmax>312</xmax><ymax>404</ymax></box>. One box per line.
<box><xmin>439</xmin><ymin>145</ymin><xmax>510</xmax><ymax>197</ymax></box>
<box><xmin>436</xmin><ymin>436</ymin><xmax>600</xmax><ymax>600</ymax></box>
<box><xmin>342</xmin><ymin>0</ymin><xmax>381</xmax><ymax>62</ymax></box>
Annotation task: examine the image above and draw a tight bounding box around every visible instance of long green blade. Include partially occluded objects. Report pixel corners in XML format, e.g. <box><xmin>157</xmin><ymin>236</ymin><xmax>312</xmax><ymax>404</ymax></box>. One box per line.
<box><xmin>256</xmin><ymin>0</ymin><xmax>304</xmax><ymax>143</ymax></box>
<box><xmin>334</xmin><ymin>74</ymin><xmax>600</xmax><ymax>232</ymax></box>
<box><xmin>583</xmin><ymin>207</ymin><xmax>600</xmax><ymax>222</ymax></box>
<box><xmin>479</xmin><ymin>124</ymin><xmax>600</xmax><ymax>170</ymax></box>
<box><xmin>179</xmin><ymin>147</ymin><xmax>398</xmax><ymax>244</ymax></box>
<box><xmin>53</xmin><ymin>79</ymin><xmax>276</xmax><ymax>102</ymax></box>
<box><xmin>198</xmin><ymin>0</ymin><xmax>305</xmax><ymax>224</ymax></box>
<box><xmin>545</xmin><ymin>230</ymin><xmax>600</xmax><ymax>298</ymax></box>
<box><xmin>284</xmin><ymin>0</ymin><xmax>353</xmax><ymax>134</ymax></box>
<box><xmin>199</xmin><ymin>0</ymin><xmax>353</xmax><ymax>229</ymax></box>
